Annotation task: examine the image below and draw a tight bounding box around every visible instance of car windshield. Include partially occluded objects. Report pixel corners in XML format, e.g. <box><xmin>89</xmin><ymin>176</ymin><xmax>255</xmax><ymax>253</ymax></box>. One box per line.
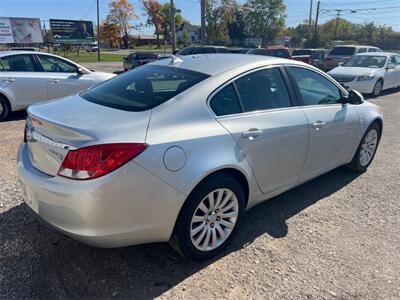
<box><xmin>343</xmin><ymin>55</ymin><xmax>387</xmax><ymax>68</ymax></box>
<box><xmin>81</xmin><ymin>65</ymin><xmax>209</xmax><ymax>111</ymax></box>
<box><xmin>329</xmin><ymin>47</ymin><xmax>355</xmax><ymax>56</ymax></box>
<box><xmin>177</xmin><ymin>47</ymin><xmax>195</xmax><ymax>55</ymax></box>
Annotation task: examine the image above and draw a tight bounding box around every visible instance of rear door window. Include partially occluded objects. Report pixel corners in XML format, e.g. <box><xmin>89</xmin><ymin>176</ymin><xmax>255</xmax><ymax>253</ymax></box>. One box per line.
<box><xmin>329</xmin><ymin>47</ymin><xmax>355</xmax><ymax>56</ymax></box>
<box><xmin>81</xmin><ymin>65</ymin><xmax>209</xmax><ymax>111</ymax></box>
<box><xmin>0</xmin><ymin>54</ymin><xmax>36</xmax><ymax>72</ymax></box>
<box><xmin>137</xmin><ymin>53</ymin><xmax>158</xmax><ymax>59</ymax></box>
<box><xmin>357</xmin><ymin>48</ymin><xmax>367</xmax><ymax>53</ymax></box>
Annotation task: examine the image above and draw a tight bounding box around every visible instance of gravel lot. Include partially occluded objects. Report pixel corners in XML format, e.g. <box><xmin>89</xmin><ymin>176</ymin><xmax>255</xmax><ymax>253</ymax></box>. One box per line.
<box><xmin>0</xmin><ymin>90</ymin><xmax>399</xmax><ymax>299</ymax></box>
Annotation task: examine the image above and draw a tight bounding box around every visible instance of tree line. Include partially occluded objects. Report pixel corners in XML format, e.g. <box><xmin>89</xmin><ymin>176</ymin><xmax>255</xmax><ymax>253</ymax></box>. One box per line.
<box><xmin>100</xmin><ymin>0</ymin><xmax>395</xmax><ymax>49</ymax></box>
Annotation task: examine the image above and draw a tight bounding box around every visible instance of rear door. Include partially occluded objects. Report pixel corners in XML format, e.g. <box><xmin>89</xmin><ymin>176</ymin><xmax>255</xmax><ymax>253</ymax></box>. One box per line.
<box><xmin>385</xmin><ymin>55</ymin><xmax>400</xmax><ymax>88</ymax></box>
<box><xmin>35</xmin><ymin>54</ymin><xmax>91</xmax><ymax>100</ymax></box>
<box><xmin>212</xmin><ymin>66</ymin><xmax>309</xmax><ymax>195</ymax></box>
<box><xmin>286</xmin><ymin>66</ymin><xmax>360</xmax><ymax>180</ymax></box>
<box><xmin>0</xmin><ymin>54</ymin><xmax>47</xmax><ymax>108</ymax></box>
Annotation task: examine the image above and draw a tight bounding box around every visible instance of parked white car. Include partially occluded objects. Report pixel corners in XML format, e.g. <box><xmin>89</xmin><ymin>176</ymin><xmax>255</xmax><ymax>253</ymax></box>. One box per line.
<box><xmin>328</xmin><ymin>52</ymin><xmax>400</xmax><ymax>97</ymax></box>
<box><xmin>0</xmin><ymin>51</ymin><xmax>115</xmax><ymax>121</ymax></box>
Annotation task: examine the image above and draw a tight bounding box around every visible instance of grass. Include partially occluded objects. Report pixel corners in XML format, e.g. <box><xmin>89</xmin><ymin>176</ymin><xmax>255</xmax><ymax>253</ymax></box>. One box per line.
<box><xmin>56</xmin><ymin>51</ymin><xmax>126</xmax><ymax>63</ymax></box>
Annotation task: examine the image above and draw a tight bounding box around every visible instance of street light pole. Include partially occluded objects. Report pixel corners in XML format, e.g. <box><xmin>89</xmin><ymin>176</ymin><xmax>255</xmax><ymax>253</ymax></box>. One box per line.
<box><xmin>201</xmin><ymin>0</ymin><xmax>206</xmax><ymax>45</ymax></box>
<box><xmin>97</xmin><ymin>0</ymin><xmax>100</xmax><ymax>61</ymax></box>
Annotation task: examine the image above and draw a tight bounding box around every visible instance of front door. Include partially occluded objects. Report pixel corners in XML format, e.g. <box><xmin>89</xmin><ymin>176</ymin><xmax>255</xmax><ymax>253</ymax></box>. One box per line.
<box><xmin>287</xmin><ymin>66</ymin><xmax>360</xmax><ymax>180</ymax></box>
<box><xmin>212</xmin><ymin>66</ymin><xmax>309</xmax><ymax>194</ymax></box>
<box><xmin>35</xmin><ymin>54</ymin><xmax>91</xmax><ymax>100</ymax></box>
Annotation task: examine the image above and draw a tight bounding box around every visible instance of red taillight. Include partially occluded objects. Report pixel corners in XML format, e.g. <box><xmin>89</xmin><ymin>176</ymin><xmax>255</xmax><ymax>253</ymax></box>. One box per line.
<box><xmin>58</xmin><ymin>143</ymin><xmax>147</xmax><ymax>180</ymax></box>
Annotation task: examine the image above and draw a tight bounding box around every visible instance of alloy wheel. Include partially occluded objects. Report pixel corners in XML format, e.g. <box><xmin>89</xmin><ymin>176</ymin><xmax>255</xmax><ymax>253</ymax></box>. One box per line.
<box><xmin>190</xmin><ymin>188</ymin><xmax>239</xmax><ymax>252</ymax></box>
<box><xmin>359</xmin><ymin>128</ymin><xmax>378</xmax><ymax>167</ymax></box>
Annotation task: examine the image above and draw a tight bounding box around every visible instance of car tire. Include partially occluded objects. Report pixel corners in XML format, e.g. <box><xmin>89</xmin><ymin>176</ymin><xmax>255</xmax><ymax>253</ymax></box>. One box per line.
<box><xmin>0</xmin><ymin>95</ymin><xmax>10</xmax><ymax>122</ymax></box>
<box><xmin>371</xmin><ymin>79</ymin><xmax>383</xmax><ymax>97</ymax></box>
<box><xmin>172</xmin><ymin>173</ymin><xmax>245</xmax><ymax>261</ymax></box>
<box><xmin>347</xmin><ymin>122</ymin><xmax>381</xmax><ymax>173</ymax></box>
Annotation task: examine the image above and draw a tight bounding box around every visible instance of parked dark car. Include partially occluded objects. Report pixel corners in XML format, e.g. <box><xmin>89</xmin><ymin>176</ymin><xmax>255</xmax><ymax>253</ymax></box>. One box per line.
<box><xmin>246</xmin><ymin>45</ymin><xmax>292</xmax><ymax>59</ymax></box>
<box><xmin>176</xmin><ymin>46</ymin><xmax>230</xmax><ymax>55</ymax></box>
<box><xmin>123</xmin><ymin>52</ymin><xmax>159</xmax><ymax>71</ymax></box>
<box><xmin>292</xmin><ymin>49</ymin><xmax>327</xmax><ymax>70</ymax></box>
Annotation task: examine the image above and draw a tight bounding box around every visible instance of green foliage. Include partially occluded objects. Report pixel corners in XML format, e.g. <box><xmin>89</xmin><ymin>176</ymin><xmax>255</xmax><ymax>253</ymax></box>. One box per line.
<box><xmin>159</xmin><ymin>3</ymin><xmax>184</xmax><ymax>40</ymax></box>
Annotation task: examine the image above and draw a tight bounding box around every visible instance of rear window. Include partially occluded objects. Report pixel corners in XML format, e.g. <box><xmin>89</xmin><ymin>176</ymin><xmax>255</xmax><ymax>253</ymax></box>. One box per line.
<box><xmin>137</xmin><ymin>53</ymin><xmax>158</xmax><ymax>59</ymax></box>
<box><xmin>81</xmin><ymin>66</ymin><xmax>209</xmax><ymax>111</ymax></box>
<box><xmin>329</xmin><ymin>47</ymin><xmax>355</xmax><ymax>56</ymax></box>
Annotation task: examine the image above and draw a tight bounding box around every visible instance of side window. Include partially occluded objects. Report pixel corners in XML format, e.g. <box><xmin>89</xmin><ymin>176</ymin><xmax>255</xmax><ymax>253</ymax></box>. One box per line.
<box><xmin>37</xmin><ymin>55</ymin><xmax>78</xmax><ymax>73</ymax></box>
<box><xmin>394</xmin><ymin>55</ymin><xmax>400</xmax><ymax>65</ymax></box>
<box><xmin>217</xmin><ymin>48</ymin><xmax>229</xmax><ymax>53</ymax></box>
<box><xmin>0</xmin><ymin>55</ymin><xmax>36</xmax><ymax>72</ymax></box>
<box><xmin>289</xmin><ymin>67</ymin><xmax>342</xmax><ymax>106</ymax></box>
<box><xmin>210</xmin><ymin>84</ymin><xmax>242</xmax><ymax>116</ymax></box>
<box><xmin>128</xmin><ymin>54</ymin><xmax>136</xmax><ymax>60</ymax></box>
<box><xmin>235</xmin><ymin>68</ymin><xmax>292</xmax><ymax>112</ymax></box>
<box><xmin>389</xmin><ymin>56</ymin><xmax>397</xmax><ymax>66</ymax></box>
<box><xmin>368</xmin><ymin>48</ymin><xmax>376</xmax><ymax>52</ymax></box>
<box><xmin>358</xmin><ymin>48</ymin><xmax>367</xmax><ymax>53</ymax></box>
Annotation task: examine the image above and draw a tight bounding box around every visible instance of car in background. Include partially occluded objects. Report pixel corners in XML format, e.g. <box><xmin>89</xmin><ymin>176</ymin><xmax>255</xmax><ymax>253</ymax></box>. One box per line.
<box><xmin>328</xmin><ymin>52</ymin><xmax>400</xmax><ymax>97</ymax></box>
<box><xmin>18</xmin><ymin>54</ymin><xmax>382</xmax><ymax>261</ymax></box>
<box><xmin>176</xmin><ymin>46</ymin><xmax>230</xmax><ymax>55</ymax></box>
<box><xmin>123</xmin><ymin>52</ymin><xmax>159</xmax><ymax>71</ymax></box>
<box><xmin>0</xmin><ymin>51</ymin><xmax>115</xmax><ymax>121</ymax></box>
<box><xmin>246</xmin><ymin>45</ymin><xmax>292</xmax><ymax>59</ymax></box>
<box><xmin>86</xmin><ymin>45</ymin><xmax>99</xmax><ymax>52</ymax></box>
<box><xmin>292</xmin><ymin>49</ymin><xmax>327</xmax><ymax>70</ymax></box>
<box><xmin>325</xmin><ymin>45</ymin><xmax>382</xmax><ymax>71</ymax></box>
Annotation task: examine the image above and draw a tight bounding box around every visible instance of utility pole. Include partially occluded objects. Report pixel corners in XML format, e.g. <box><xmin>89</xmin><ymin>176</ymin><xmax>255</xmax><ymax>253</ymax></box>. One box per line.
<box><xmin>308</xmin><ymin>0</ymin><xmax>313</xmax><ymax>36</ymax></box>
<box><xmin>334</xmin><ymin>9</ymin><xmax>341</xmax><ymax>39</ymax></box>
<box><xmin>201</xmin><ymin>0</ymin><xmax>206</xmax><ymax>45</ymax></box>
<box><xmin>170</xmin><ymin>0</ymin><xmax>176</xmax><ymax>53</ymax></box>
<box><xmin>314</xmin><ymin>1</ymin><xmax>320</xmax><ymax>34</ymax></box>
<box><xmin>97</xmin><ymin>0</ymin><xmax>100</xmax><ymax>61</ymax></box>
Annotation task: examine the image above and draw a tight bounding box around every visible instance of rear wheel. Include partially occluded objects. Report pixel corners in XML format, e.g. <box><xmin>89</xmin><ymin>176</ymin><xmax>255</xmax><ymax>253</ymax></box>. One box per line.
<box><xmin>0</xmin><ymin>96</ymin><xmax>10</xmax><ymax>122</ymax></box>
<box><xmin>173</xmin><ymin>174</ymin><xmax>245</xmax><ymax>261</ymax></box>
<box><xmin>347</xmin><ymin>122</ymin><xmax>380</xmax><ymax>173</ymax></box>
<box><xmin>372</xmin><ymin>79</ymin><xmax>383</xmax><ymax>97</ymax></box>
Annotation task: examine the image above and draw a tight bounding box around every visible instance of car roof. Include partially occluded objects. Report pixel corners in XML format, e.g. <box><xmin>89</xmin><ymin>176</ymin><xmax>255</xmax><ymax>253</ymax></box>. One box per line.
<box><xmin>355</xmin><ymin>52</ymin><xmax>397</xmax><ymax>56</ymax></box>
<box><xmin>333</xmin><ymin>45</ymin><xmax>379</xmax><ymax>48</ymax></box>
<box><xmin>150</xmin><ymin>53</ymin><xmax>304</xmax><ymax>76</ymax></box>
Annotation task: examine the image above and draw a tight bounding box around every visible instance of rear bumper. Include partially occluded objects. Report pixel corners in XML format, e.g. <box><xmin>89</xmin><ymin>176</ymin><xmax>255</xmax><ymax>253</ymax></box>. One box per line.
<box><xmin>17</xmin><ymin>143</ymin><xmax>186</xmax><ymax>247</ymax></box>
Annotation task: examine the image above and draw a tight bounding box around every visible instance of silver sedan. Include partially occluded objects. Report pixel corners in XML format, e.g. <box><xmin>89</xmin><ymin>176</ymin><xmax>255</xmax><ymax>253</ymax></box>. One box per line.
<box><xmin>17</xmin><ymin>54</ymin><xmax>382</xmax><ymax>261</ymax></box>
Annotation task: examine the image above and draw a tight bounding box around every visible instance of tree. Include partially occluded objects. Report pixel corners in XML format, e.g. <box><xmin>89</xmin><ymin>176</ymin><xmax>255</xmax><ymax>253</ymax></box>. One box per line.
<box><xmin>142</xmin><ymin>0</ymin><xmax>163</xmax><ymax>47</ymax></box>
<box><xmin>243</xmin><ymin>0</ymin><xmax>286</xmax><ymax>45</ymax></box>
<box><xmin>159</xmin><ymin>3</ymin><xmax>184</xmax><ymax>42</ymax></box>
<box><xmin>227</xmin><ymin>7</ymin><xmax>246</xmax><ymax>45</ymax></box>
<box><xmin>206</xmin><ymin>0</ymin><xmax>237</xmax><ymax>44</ymax></box>
<box><xmin>100</xmin><ymin>21</ymin><xmax>121</xmax><ymax>47</ymax></box>
<box><xmin>106</xmin><ymin>0</ymin><xmax>138</xmax><ymax>48</ymax></box>
<box><xmin>182</xmin><ymin>28</ymin><xmax>189</xmax><ymax>45</ymax></box>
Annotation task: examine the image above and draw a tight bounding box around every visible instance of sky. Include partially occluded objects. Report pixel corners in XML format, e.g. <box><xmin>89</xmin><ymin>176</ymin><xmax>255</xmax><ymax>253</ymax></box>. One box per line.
<box><xmin>0</xmin><ymin>0</ymin><xmax>399</xmax><ymax>34</ymax></box>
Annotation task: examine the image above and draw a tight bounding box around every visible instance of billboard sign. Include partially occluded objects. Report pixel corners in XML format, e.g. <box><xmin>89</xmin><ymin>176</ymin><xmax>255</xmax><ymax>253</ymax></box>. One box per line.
<box><xmin>50</xmin><ymin>19</ymin><xmax>95</xmax><ymax>44</ymax></box>
<box><xmin>0</xmin><ymin>17</ymin><xmax>43</xmax><ymax>44</ymax></box>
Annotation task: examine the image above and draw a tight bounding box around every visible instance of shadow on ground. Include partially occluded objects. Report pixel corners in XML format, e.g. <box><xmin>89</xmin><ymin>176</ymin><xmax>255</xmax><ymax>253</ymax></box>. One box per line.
<box><xmin>0</xmin><ymin>168</ymin><xmax>359</xmax><ymax>299</ymax></box>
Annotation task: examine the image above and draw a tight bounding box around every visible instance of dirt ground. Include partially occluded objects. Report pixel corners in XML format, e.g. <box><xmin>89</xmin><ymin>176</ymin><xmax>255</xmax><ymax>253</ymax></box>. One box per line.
<box><xmin>0</xmin><ymin>90</ymin><xmax>399</xmax><ymax>299</ymax></box>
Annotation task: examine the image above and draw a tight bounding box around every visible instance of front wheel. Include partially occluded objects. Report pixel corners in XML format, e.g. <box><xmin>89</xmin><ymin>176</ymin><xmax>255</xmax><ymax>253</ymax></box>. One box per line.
<box><xmin>347</xmin><ymin>122</ymin><xmax>381</xmax><ymax>173</ymax></box>
<box><xmin>371</xmin><ymin>79</ymin><xmax>383</xmax><ymax>97</ymax></box>
<box><xmin>173</xmin><ymin>174</ymin><xmax>245</xmax><ymax>261</ymax></box>
<box><xmin>0</xmin><ymin>96</ymin><xmax>10</xmax><ymax>122</ymax></box>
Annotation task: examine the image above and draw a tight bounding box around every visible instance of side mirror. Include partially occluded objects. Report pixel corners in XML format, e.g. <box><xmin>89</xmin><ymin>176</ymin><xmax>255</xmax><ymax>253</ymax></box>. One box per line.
<box><xmin>386</xmin><ymin>64</ymin><xmax>396</xmax><ymax>70</ymax></box>
<box><xmin>342</xmin><ymin>90</ymin><xmax>364</xmax><ymax>105</ymax></box>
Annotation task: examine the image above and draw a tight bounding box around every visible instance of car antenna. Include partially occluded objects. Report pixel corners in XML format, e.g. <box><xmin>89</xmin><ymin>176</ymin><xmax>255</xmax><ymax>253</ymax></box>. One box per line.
<box><xmin>170</xmin><ymin>55</ymin><xmax>183</xmax><ymax>65</ymax></box>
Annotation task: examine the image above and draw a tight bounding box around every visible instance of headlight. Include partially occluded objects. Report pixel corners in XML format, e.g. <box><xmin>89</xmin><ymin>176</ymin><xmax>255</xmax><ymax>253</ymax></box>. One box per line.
<box><xmin>357</xmin><ymin>74</ymin><xmax>375</xmax><ymax>81</ymax></box>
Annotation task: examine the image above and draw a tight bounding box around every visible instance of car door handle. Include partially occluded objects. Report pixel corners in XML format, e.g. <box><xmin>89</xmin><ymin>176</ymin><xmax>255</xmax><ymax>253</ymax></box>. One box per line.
<box><xmin>312</xmin><ymin>121</ymin><xmax>326</xmax><ymax>130</ymax></box>
<box><xmin>3</xmin><ymin>78</ymin><xmax>15</xmax><ymax>83</ymax></box>
<box><xmin>242</xmin><ymin>128</ymin><xmax>263</xmax><ymax>139</ymax></box>
<box><xmin>49</xmin><ymin>79</ymin><xmax>60</xmax><ymax>83</ymax></box>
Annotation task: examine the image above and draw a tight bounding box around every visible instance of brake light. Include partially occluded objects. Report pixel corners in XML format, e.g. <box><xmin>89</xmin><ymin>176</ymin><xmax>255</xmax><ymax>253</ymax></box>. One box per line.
<box><xmin>58</xmin><ymin>143</ymin><xmax>147</xmax><ymax>180</ymax></box>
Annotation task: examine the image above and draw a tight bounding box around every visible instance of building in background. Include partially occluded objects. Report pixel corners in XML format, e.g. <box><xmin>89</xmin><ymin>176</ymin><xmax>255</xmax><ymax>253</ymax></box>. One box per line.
<box><xmin>176</xmin><ymin>22</ymin><xmax>201</xmax><ymax>45</ymax></box>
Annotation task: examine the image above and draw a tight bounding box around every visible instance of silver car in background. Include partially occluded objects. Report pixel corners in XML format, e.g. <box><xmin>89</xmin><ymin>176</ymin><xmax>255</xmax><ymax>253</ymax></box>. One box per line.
<box><xmin>18</xmin><ymin>54</ymin><xmax>382</xmax><ymax>261</ymax></box>
<box><xmin>0</xmin><ymin>51</ymin><xmax>115</xmax><ymax>121</ymax></box>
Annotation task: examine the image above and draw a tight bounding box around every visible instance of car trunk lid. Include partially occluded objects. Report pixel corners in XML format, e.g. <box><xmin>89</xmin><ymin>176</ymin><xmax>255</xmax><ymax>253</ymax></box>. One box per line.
<box><xmin>25</xmin><ymin>94</ymin><xmax>151</xmax><ymax>176</ymax></box>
